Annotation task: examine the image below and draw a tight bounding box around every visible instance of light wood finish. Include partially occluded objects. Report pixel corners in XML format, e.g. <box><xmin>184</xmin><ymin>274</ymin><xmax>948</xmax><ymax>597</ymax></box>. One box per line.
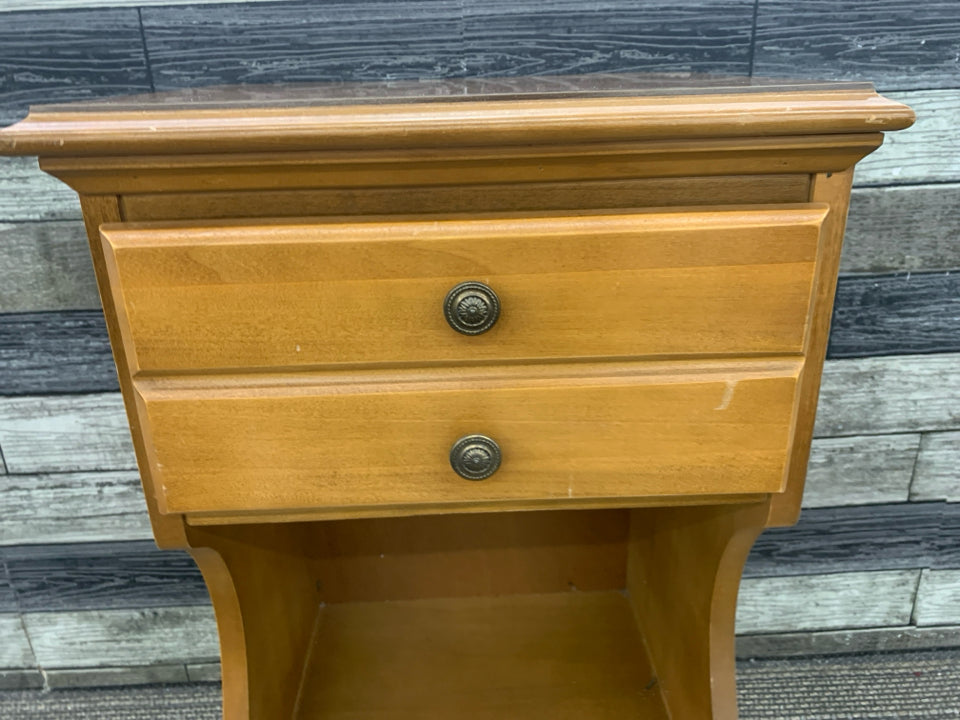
<box><xmin>627</xmin><ymin>501</ymin><xmax>770</xmax><ymax>718</ymax></box>
<box><xmin>767</xmin><ymin>169</ymin><xmax>854</xmax><ymax>526</ymax></box>
<box><xmin>137</xmin><ymin>360</ymin><xmax>801</xmax><ymax>516</ymax></box>
<box><xmin>103</xmin><ymin>207</ymin><xmax>824</xmax><ymax>373</ymax></box>
<box><xmin>298</xmin><ymin>591</ymin><xmax>667</xmax><ymax>720</ymax></box>
<box><xmin>0</xmin><ymin>81</ymin><xmax>913</xmax><ymax>718</ymax></box>
<box><xmin>78</xmin><ymin>194</ymin><xmax>188</xmax><ymax>549</ymax></box>
<box><xmin>0</xmin><ymin>86</ymin><xmax>913</xmax><ymax>157</ymax></box>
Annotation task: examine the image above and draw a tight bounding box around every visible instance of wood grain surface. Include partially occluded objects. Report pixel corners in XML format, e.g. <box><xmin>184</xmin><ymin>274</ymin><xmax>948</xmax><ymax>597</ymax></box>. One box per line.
<box><xmin>746</xmin><ymin>503</ymin><xmax>949</xmax><ymax>578</ymax></box>
<box><xmin>301</xmin><ymin>592</ymin><xmax>666</xmax><ymax>719</ymax></box>
<box><xmin>0</xmin><ymin>615</ymin><xmax>35</xmax><ymax>669</ymax></box>
<box><xmin>0</xmin><ymin>8</ymin><xmax>150</xmax><ymax>126</ymax></box>
<box><xmin>842</xmin><ymin>184</ymin><xmax>960</xmax><ymax>272</ymax></box>
<box><xmin>462</xmin><ymin>0</ymin><xmax>752</xmax><ymax>78</ymax></box>
<box><xmin>914</xmin><ymin>569</ymin><xmax>960</xmax><ymax>626</ymax></box>
<box><xmin>137</xmin><ymin>361</ymin><xmax>800</xmax><ymax>515</ymax></box>
<box><xmin>753</xmin><ymin>0</ymin><xmax>960</xmax><ymax>90</ymax></box>
<box><xmin>0</xmin><ymin>470</ymin><xmax>151</xmax><ymax>545</ymax></box>
<box><xmin>829</xmin><ymin>271</ymin><xmax>960</xmax><ymax>358</ymax></box>
<box><xmin>0</xmin><ymin>393</ymin><xmax>134</xmax><ymax>473</ymax></box>
<box><xmin>802</xmin><ymin>434</ymin><xmax>916</xmax><ymax>508</ymax></box>
<box><xmin>0</xmin><ymin>577</ymin><xmax>16</xmax><ymax>614</ymax></box>
<box><xmin>0</xmin><ymin>222</ymin><xmax>99</xmax><ymax>312</ymax></box>
<box><xmin>737</xmin><ymin>624</ymin><xmax>960</xmax><ymax>658</ymax></box>
<box><xmin>911</xmin><ymin>431</ymin><xmax>960</xmax><ymax>502</ymax></box>
<box><xmin>0</xmin><ymin>311</ymin><xmax>116</xmax><ymax>395</ymax></box>
<box><xmin>1</xmin><ymin>0</ymin><xmax>288</xmax><ymax>8</ymax></box>
<box><xmin>21</xmin><ymin>605</ymin><xmax>218</xmax><ymax>669</ymax></box>
<box><xmin>736</xmin><ymin>570</ymin><xmax>921</xmax><ymax>634</ymax></box>
<box><xmin>0</xmin><ymin>158</ymin><xmax>80</xmax><ymax>222</ymax></box>
<box><xmin>814</xmin><ymin>353</ymin><xmax>960</xmax><ymax>437</ymax></box>
<box><xmin>0</xmin><ymin>541</ymin><xmax>207</xmax><ymax>612</ymax></box>
<box><xmin>102</xmin><ymin>208</ymin><xmax>822</xmax><ymax>372</ymax></box>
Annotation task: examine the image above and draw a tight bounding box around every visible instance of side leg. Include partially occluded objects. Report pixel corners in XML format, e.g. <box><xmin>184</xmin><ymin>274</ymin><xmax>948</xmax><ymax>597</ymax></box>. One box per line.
<box><xmin>187</xmin><ymin>523</ymin><xmax>323</xmax><ymax>720</ymax></box>
<box><xmin>626</xmin><ymin>501</ymin><xmax>770</xmax><ymax>719</ymax></box>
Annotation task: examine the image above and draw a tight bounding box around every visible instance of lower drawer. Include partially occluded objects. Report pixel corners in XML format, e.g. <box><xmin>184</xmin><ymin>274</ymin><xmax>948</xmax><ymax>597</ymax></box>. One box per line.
<box><xmin>136</xmin><ymin>360</ymin><xmax>802</xmax><ymax>517</ymax></box>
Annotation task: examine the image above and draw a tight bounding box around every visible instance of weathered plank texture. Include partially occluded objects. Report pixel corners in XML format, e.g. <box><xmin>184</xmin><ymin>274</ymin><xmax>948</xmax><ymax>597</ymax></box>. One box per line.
<box><xmin>21</xmin><ymin>605</ymin><xmax>219</xmax><ymax>669</ymax></box>
<box><xmin>139</xmin><ymin>1</ymin><xmax>755</xmax><ymax>89</ymax></box>
<box><xmin>0</xmin><ymin>158</ymin><xmax>80</xmax><ymax>222</ymax></box>
<box><xmin>854</xmin><ymin>90</ymin><xmax>960</xmax><ymax>187</ymax></box>
<box><xmin>0</xmin><ymin>8</ymin><xmax>150</xmax><ymax>126</ymax></box>
<box><xmin>141</xmin><ymin>1</ymin><xmax>467</xmax><ymax>89</ymax></box>
<box><xmin>1</xmin><ymin>0</ymin><xmax>289</xmax><ymax>9</ymax></box>
<box><xmin>0</xmin><ymin>221</ymin><xmax>99</xmax><ymax>312</ymax></box>
<box><xmin>0</xmin><ymin>470</ymin><xmax>150</xmax><ymax>545</ymax></box>
<box><xmin>911</xmin><ymin>431</ymin><xmax>960</xmax><ymax>502</ymax></box>
<box><xmin>0</xmin><ymin>668</ymin><xmax>43</xmax><ymax>690</ymax></box>
<box><xmin>736</xmin><ymin>570</ymin><xmax>921</xmax><ymax>634</ymax></box>
<box><xmin>0</xmin><ymin>311</ymin><xmax>117</xmax><ymax>395</ymax></box>
<box><xmin>0</xmin><ymin>615</ymin><xmax>35</xmax><ymax>669</ymax></box>
<box><xmin>801</xmin><ymin>434</ymin><xmax>916</xmax><ymax>508</ymax></box>
<box><xmin>1</xmin><ymin>542</ymin><xmax>208</xmax><ymax>612</ymax></box>
<box><xmin>737</xmin><ymin>624</ymin><xmax>960</xmax><ymax>659</ymax></box>
<box><xmin>44</xmin><ymin>664</ymin><xmax>189</xmax><ymax>689</ymax></box>
<box><xmin>0</xmin><ymin>393</ymin><xmax>134</xmax><ymax>473</ymax></box>
<box><xmin>842</xmin><ymin>184</ymin><xmax>960</xmax><ymax>273</ymax></box>
<box><xmin>828</xmin><ymin>271</ymin><xmax>960</xmax><ymax>358</ymax></box>
<box><xmin>0</xmin><ymin>571</ymin><xmax>17</xmax><ymax>613</ymax></box>
<box><xmin>745</xmin><ymin>503</ymin><xmax>941</xmax><ymax>578</ymax></box>
<box><xmin>814</xmin><ymin>353</ymin><xmax>960</xmax><ymax>437</ymax></box>
<box><xmin>914</xmin><ymin>569</ymin><xmax>960</xmax><ymax>626</ymax></box>
<box><xmin>753</xmin><ymin>0</ymin><xmax>960</xmax><ymax>91</ymax></box>
<box><xmin>462</xmin><ymin>0</ymin><xmax>753</xmax><ymax>77</ymax></box>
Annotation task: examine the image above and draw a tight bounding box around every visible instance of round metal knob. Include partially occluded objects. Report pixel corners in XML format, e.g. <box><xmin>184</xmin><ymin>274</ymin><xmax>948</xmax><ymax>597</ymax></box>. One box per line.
<box><xmin>449</xmin><ymin>434</ymin><xmax>502</xmax><ymax>480</ymax></box>
<box><xmin>443</xmin><ymin>281</ymin><xmax>500</xmax><ymax>335</ymax></box>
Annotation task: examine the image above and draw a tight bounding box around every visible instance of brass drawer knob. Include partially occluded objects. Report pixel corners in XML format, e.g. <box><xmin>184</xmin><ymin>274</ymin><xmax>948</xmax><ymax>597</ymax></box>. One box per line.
<box><xmin>449</xmin><ymin>434</ymin><xmax>502</xmax><ymax>480</ymax></box>
<box><xmin>443</xmin><ymin>281</ymin><xmax>500</xmax><ymax>335</ymax></box>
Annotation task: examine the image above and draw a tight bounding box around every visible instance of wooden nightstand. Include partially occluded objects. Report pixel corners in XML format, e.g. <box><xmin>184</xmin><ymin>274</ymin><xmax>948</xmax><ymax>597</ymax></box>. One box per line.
<box><xmin>0</xmin><ymin>76</ymin><xmax>913</xmax><ymax>719</ymax></box>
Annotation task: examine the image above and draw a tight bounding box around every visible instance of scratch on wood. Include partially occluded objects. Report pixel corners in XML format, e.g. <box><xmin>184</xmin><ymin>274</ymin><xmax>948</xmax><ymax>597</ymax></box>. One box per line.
<box><xmin>715</xmin><ymin>380</ymin><xmax>737</xmax><ymax>410</ymax></box>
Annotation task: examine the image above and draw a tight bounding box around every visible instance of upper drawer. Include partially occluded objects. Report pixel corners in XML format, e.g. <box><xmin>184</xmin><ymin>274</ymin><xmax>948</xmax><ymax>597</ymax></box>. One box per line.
<box><xmin>102</xmin><ymin>206</ymin><xmax>826</xmax><ymax>373</ymax></box>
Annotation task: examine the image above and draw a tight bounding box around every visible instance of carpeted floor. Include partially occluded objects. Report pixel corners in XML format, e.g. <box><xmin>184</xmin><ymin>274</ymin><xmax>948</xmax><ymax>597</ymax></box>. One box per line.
<box><xmin>2</xmin><ymin>650</ymin><xmax>959</xmax><ymax>718</ymax></box>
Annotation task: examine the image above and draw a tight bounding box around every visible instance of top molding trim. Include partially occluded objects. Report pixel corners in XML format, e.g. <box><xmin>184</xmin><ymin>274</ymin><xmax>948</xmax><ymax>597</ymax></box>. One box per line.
<box><xmin>0</xmin><ymin>79</ymin><xmax>915</xmax><ymax>157</ymax></box>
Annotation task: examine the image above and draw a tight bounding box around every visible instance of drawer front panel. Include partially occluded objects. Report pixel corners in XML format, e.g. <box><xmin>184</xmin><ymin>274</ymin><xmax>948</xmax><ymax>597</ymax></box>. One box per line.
<box><xmin>137</xmin><ymin>361</ymin><xmax>802</xmax><ymax>516</ymax></box>
<box><xmin>103</xmin><ymin>206</ymin><xmax>826</xmax><ymax>373</ymax></box>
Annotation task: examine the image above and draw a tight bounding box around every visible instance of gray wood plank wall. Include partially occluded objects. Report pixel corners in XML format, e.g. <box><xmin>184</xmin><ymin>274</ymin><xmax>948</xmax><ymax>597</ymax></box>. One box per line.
<box><xmin>0</xmin><ymin>0</ymin><xmax>957</xmax><ymax>689</ymax></box>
